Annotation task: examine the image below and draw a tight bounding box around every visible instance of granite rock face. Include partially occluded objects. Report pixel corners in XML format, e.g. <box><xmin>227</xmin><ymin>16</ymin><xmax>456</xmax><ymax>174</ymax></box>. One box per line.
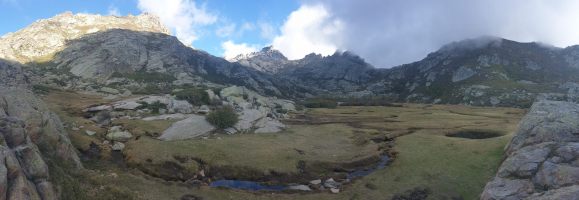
<box><xmin>0</xmin><ymin>59</ymin><xmax>81</xmax><ymax>199</ymax></box>
<box><xmin>0</xmin><ymin>12</ymin><xmax>169</xmax><ymax>63</ymax></box>
<box><xmin>0</xmin><ymin>118</ymin><xmax>54</xmax><ymax>200</ymax></box>
<box><xmin>481</xmin><ymin>100</ymin><xmax>579</xmax><ymax>200</ymax></box>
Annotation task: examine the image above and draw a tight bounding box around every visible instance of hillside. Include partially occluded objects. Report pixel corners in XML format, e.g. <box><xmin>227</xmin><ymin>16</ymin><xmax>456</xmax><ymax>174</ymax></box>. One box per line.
<box><xmin>3</xmin><ymin>12</ymin><xmax>579</xmax><ymax>107</ymax></box>
<box><xmin>233</xmin><ymin>37</ymin><xmax>579</xmax><ymax>107</ymax></box>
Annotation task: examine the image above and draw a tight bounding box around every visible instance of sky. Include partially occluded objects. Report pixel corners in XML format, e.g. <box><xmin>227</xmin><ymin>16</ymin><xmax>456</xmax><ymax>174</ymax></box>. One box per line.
<box><xmin>2</xmin><ymin>0</ymin><xmax>579</xmax><ymax>68</ymax></box>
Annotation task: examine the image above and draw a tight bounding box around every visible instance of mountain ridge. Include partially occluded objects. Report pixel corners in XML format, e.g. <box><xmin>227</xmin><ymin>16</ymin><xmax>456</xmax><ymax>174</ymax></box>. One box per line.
<box><xmin>3</xmin><ymin>12</ymin><xmax>579</xmax><ymax>107</ymax></box>
<box><xmin>0</xmin><ymin>11</ymin><xmax>169</xmax><ymax>63</ymax></box>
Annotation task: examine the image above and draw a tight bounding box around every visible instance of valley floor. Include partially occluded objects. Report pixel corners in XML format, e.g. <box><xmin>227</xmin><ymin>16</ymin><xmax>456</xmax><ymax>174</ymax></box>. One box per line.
<box><xmin>42</xmin><ymin>90</ymin><xmax>524</xmax><ymax>200</ymax></box>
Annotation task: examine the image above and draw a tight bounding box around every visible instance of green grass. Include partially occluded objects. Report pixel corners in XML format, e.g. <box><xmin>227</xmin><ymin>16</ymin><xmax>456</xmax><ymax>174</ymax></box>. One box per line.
<box><xmin>43</xmin><ymin>91</ymin><xmax>525</xmax><ymax>200</ymax></box>
<box><xmin>124</xmin><ymin>123</ymin><xmax>381</xmax><ymax>177</ymax></box>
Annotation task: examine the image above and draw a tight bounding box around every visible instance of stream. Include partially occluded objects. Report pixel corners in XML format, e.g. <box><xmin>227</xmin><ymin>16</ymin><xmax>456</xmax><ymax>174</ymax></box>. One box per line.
<box><xmin>210</xmin><ymin>155</ymin><xmax>390</xmax><ymax>191</ymax></box>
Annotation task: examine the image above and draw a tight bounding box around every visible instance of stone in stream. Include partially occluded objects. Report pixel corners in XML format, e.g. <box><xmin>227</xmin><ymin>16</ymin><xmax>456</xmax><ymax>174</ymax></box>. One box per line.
<box><xmin>324</xmin><ymin>178</ymin><xmax>340</xmax><ymax>189</ymax></box>
<box><xmin>288</xmin><ymin>185</ymin><xmax>312</xmax><ymax>191</ymax></box>
<box><xmin>288</xmin><ymin>185</ymin><xmax>311</xmax><ymax>191</ymax></box>
<box><xmin>310</xmin><ymin>179</ymin><xmax>322</xmax><ymax>185</ymax></box>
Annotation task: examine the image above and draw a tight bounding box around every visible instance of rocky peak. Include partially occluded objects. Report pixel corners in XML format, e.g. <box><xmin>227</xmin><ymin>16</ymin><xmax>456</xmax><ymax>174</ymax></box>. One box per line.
<box><xmin>230</xmin><ymin>46</ymin><xmax>289</xmax><ymax>74</ymax></box>
<box><xmin>229</xmin><ymin>46</ymin><xmax>287</xmax><ymax>62</ymax></box>
<box><xmin>0</xmin><ymin>12</ymin><xmax>170</xmax><ymax>63</ymax></box>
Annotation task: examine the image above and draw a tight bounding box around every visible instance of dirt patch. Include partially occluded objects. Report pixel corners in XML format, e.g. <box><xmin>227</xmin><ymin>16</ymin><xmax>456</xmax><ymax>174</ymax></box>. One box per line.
<box><xmin>446</xmin><ymin>130</ymin><xmax>504</xmax><ymax>139</ymax></box>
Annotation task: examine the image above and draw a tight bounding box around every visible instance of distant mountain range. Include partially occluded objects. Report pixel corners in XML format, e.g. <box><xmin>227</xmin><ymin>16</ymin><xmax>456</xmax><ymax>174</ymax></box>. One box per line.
<box><xmin>3</xmin><ymin>12</ymin><xmax>579</xmax><ymax>107</ymax></box>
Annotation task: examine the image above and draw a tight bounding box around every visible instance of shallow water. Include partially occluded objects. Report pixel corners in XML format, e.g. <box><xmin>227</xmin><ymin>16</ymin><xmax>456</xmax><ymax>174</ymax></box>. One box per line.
<box><xmin>210</xmin><ymin>155</ymin><xmax>390</xmax><ymax>191</ymax></box>
<box><xmin>347</xmin><ymin>155</ymin><xmax>390</xmax><ymax>179</ymax></box>
<box><xmin>210</xmin><ymin>180</ymin><xmax>287</xmax><ymax>191</ymax></box>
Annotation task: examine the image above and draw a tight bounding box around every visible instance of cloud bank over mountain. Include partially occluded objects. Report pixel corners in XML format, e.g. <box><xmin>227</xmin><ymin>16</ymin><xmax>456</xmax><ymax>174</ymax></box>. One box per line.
<box><xmin>270</xmin><ymin>0</ymin><xmax>579</xmax><ymax>68</ymax></box>
<box><xmin>135</xmin><ymin>0</ymin><xmax>579</xmax><ymax>68</ymax></box>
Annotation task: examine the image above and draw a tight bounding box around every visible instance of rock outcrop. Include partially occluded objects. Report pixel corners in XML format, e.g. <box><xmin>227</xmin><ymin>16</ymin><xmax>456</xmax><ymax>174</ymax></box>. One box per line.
<box><xmin>158</xmin><ymin>115</ymin><xmax>216</xmax><ymax>141</ymax></box>
<box><xmin>0</xmin><ymin>12</ymin><xmax>169</xmax><ymax>63</ymax></box>
<box><xmin>481</xmin><ymin>100</ymin><xmax>579</xmax><ymax>199</ymax></box>
<box><xmin>0</xmin><ymin>59</ymin><xmax>81</xmax><ymax>199</ymax></box>
<box><xmin>155</xmin><ymin>86</ymin><xmax>295</xmax><ymax>141</ymax></box>
<box><xmin>0</xmin><ymin>118</ymin><xmax>54</xmax><ymax>200</ymax></box>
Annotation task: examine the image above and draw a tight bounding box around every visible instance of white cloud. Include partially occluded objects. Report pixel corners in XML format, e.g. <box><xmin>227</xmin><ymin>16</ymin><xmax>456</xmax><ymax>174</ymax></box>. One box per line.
<box><xmin>221</xmin><ymin>40</ymin><xmax>259</xmax><ymax>60</ymax></box>
<box><xmin>258</xmin><ymin>22</ymin><xmax>275</xmax><ymax>40</ymax></box>
<box><xmin>107</xmin><ymin>5</ymin><xmax>120</xmax><ymax>16</ymax></box>
<box><xmin>272</xmin><ymin>4</ymin><xmax>343</xmax><ymax>60</ymax></box>
<box><xmin>137</xmin><ymin>0</ymin><xmax>218</xmax><ymax>46</ymax></box>
<box><xmin>216</xmin><ymin>22</ymin><xmax>255</xmax><ymax>38</ymax></box>
<box><xmin>216</xmin><ymin>23</ymin><xmax>236</xmax><ymax>37</ymax></box>
<box><xmin>240</xmin><ymin>22</ymin><xmax>255</xmax><ymax>33</ymax></box>
<box><xmin>301</xmin><ymin>0</ymin><xmax>579</xmax><ymax>68</ymax></box>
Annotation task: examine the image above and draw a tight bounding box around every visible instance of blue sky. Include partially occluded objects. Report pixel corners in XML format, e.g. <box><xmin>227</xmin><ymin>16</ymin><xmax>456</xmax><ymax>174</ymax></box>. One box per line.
<box><xmin>0</xmin><ymin>0</ymin><xmax>299</xmax><ymax>58</ymax></box>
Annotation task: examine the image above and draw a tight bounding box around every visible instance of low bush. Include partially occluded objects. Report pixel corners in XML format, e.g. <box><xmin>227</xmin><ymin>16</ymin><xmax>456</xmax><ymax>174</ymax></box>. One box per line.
<box><xmin>173</xmin><ymin>88</ymin><xmax>210</xmax><ymax>106</ymax></box>
<box><xmin>206</xmin><ymin>106</ymin><xmax>239</xmax><ymax>129</ymax></box>
<box><xmin>32</xmin><ymin>84</ymin><xmax>54</xmax><ymax>95</ymax></box>
<box><xmin>137</xmin><ymin>101</ymin><xmax>167</xmax><ymax>114</ymax></box>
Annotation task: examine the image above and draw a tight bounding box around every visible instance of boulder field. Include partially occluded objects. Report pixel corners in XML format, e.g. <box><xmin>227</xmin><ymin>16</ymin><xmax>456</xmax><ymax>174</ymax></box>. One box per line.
<box><xmin>82</xmin><ymin>85</ymin><xmax>296</xmax><ymax>142</ymax></box>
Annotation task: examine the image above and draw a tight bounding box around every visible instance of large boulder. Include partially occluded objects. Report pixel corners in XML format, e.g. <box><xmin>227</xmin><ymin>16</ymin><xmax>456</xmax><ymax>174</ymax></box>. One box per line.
<box><xmin>219</xmin><ymin>86</ymin><xmax>293</xmax><ymax>133</ymax></box>
<box><xmin>158</xmin><ymin>115</ymin><xmax>215</xmax><ymax>141</ymax></box>
<box><xmin>506</xmin><ymin>101</ymin><xmax>579</xmax><ymax>154</ymax></box>
<box><xmin>235</xmin><ymin>109</ymin><xmax>268</xmax><ymax>131</ymax></box>
<box><xmin>481</xmin><ymin>100</ymin><xmax>579</xmax><ymax>200</ymax></box>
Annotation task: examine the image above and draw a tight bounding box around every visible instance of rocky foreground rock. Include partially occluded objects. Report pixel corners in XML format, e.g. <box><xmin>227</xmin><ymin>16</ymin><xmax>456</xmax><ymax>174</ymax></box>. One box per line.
<box><xmin>0</xmin><ymin>59</ymin><xmax>81</xmax><ymax>199</ymax></box>
<box><xmin>481</xmin><ymin>100</ymin><xmax>579</xmax><ymax>199</ymax></box>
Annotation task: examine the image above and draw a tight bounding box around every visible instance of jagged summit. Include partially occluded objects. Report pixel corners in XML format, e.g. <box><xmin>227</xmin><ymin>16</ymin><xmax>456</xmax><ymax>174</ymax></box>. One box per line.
<box><xmin>230</xmin><ymin>46</ymin><xmax>290</xmax><ymax>74</ymax></box>
<box><xmin>229</xmin><ymin>46</ymin><xmax>287</xmax><ymax>62</ymax></box>
<box><xmin>0</xmin><ymin>11</ymin><xmax>169</xmax><ymax>63</ymax></box>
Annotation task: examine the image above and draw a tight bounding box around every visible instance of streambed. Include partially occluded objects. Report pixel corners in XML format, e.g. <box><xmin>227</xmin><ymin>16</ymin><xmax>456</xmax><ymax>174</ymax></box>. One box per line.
<box><xmin>210</xmin><ymin>155</ymin><xmax>391</xmax><ymax>191</ymax></box>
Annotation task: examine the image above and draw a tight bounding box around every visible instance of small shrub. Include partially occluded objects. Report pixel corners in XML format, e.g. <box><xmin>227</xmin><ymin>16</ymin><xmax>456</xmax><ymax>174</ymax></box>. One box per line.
<box><xmin>137</xmin><ymin>101</ymin><xmax>167</xmax><ymax>114</ymax></box>
<box><xmin>303</xmin><ymin>98</ymin><xmax>338</xmax><ymax>108</ymax></box>
<box><xmin>173</xmin><ymin>88</ymin><xmax>210</xmax><ymax>106</ymax></box>
<box><xmin>206</xmin><ymin>106</ymin><xmax>239</xmax><ymax>129</ymax></box>
<box><xmin>32</xmin><ymin>84</ymin><xmax>53</xmax><ymax>95</ymax></box>
<box><xmin>295</xmin><ymin>104</ymin><xmax>305</xmax><ymax>111</ymax></box>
